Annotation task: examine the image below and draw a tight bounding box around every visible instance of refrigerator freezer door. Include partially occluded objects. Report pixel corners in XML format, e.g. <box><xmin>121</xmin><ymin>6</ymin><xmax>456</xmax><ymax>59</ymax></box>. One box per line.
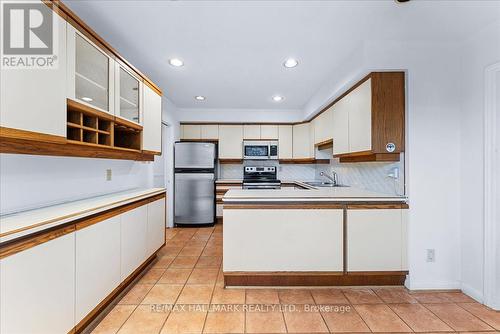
<box><xmin>175</xmin><ymin>173</ymin><xmax>215</xmax><ymax>224</ymax></box>
<box><xmin>175</xmin><ymin>142</ymin><xmax>215</xmax><ymax>169</ymax></box>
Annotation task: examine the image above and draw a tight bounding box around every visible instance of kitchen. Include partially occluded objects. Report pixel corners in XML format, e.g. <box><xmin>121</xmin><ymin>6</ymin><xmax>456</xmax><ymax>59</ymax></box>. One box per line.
<box><xmin>1</xmin><ymin>0</ymin><xmax>500</xmax><ymax>333</ymax></box>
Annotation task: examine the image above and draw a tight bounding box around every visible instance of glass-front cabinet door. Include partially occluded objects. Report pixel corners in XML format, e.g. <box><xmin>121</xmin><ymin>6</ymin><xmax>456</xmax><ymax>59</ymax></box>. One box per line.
<box><xmin>116</xmin><ymin>66</ymin><xmax>141</xmax><ymax>124</ymax></box>
<box><xmin>74</xmin><ymin>33</ymin><xmax>112</xmax><ymax>112</ymax></box>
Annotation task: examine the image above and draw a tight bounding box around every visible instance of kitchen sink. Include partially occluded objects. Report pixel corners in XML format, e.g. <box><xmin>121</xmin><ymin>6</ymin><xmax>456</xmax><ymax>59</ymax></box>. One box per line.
<box><xmin>304</xmin><ymin>181</ymin><xmax>350</xmax><ymax>188</ymax></box>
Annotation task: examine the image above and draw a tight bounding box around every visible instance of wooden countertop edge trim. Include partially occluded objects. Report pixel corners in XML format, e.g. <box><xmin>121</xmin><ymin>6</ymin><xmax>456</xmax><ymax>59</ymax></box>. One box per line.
<box><xmin>45</xmin><ymin>0</ymin><xmax>162</xmax><ymax>96</ymax></box>
<box><xmin>223</xmin><ymin>203</ymin><xmax>408</xmax><ymax>209</ymax></box>
<box><xmin>0</xmin><ymin>191</ymin><xmax>166</xmax><ymax>243</ymax></box>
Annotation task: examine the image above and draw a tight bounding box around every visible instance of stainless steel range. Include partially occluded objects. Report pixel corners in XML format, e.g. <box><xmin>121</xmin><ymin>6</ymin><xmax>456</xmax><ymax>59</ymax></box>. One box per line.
<box><xmin>242</xmin><ymin>166</ymin><xmax>281</xmax><ymax>189</ymax></box>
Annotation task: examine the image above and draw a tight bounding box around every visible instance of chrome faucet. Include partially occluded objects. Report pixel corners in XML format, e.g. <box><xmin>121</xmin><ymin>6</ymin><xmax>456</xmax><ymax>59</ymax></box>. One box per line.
<box><xmin>320</xmin><ymin>171</ymin><xmax>338</xmax><ymax>185</ymax></box>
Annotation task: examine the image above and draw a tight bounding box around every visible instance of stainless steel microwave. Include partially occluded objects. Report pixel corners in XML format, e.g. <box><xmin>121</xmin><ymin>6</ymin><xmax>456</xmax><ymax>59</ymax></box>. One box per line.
<box><xmin>243</xmin><ymin>141</ymin><xmax>278</xmax><ymax>160</ymax></box>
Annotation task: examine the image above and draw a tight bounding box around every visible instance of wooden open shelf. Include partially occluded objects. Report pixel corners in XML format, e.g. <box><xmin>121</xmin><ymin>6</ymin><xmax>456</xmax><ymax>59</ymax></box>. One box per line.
<box><xmin>67</xmin><ymin>99</ymin><xmax>141</xmax><ymax>151</ymax></box>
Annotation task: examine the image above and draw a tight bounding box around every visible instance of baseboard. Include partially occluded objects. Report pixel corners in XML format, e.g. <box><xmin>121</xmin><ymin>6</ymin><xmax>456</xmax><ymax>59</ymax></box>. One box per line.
<box><xmin>461</xmin><ymin>282</ymin><xmax>484</xmax><ymax>303</ymax></box>
<box><xmin>406</xmin><ymin>280</ymin><xmax>462</xmax><ymax>291</ymax></box>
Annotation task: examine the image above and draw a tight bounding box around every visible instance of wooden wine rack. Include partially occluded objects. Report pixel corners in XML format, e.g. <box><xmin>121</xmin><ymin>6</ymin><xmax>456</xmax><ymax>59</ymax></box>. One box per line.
<box><xmin>67</xmin><ymin>99</ymin><xmax>142</xmax><ymax>151</ymax></box>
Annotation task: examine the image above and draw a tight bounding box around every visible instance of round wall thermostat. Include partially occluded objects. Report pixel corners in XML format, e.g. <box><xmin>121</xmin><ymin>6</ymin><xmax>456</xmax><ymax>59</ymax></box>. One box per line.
<box><xmin>386</xmin><ymin>143</ymin><xmax>396</xmax><ymax>152</ymax></box>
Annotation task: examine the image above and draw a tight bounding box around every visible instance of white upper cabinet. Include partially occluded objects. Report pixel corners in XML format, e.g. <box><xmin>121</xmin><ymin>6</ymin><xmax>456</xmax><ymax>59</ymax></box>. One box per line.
<box><xmin>278</xmin><ymin>125</ymin><xmax>293</xmax><ymax>159</ymax></box>
<box><xmin>201</xmin><ymin>125</ymin><xmax>219</xmax><ymax>140</ymax></box>
<box><xmin>243</xmin><ymin>125</ymin><xmax>261</xmax><ymax>139</ymax></box>
<box><xmin>0</xmin><ymin>8</ymin><xmax>67</xmax><ymax>137</ymax></box>
<box><xmin>348</xmin><ymin>79</ymin><xmax>372</xmax><ymax>153</ymax></box>
<box><xmin>292</xmin><ymin>123</ymin><xmax>313</xmax><ymax>159</ymax></box>
<box><xmin>142</xmin><ymin>85</ymin><xmax>162</xmax><ymax>153</ymax></box>
<box><xmin>314</xmin><ymin>107</ymin><xmax>333</xmax><ymax>144</ymax></box>
<box><xmin>331</xmin><ymin>101</ymin><xmax>349</xmax><ymax>155</ymax></box>
<box><xmin>67</xmin><ymin>25</ymin><xmax>115</xmax><ymax>115</ymax></box>
<box><xmin>115</xmin><ymin>63</ymin><xmax>142</xmax><ymax>124</ymax></box>
<box><xmin>219</xmin><ymin>125</ymin><xmax>243</xmax><ymax>159</ymax></box>
<box><xmin>181</xmin><ymin>124</ymin><xmax>201</xmax><ymax>140</ymax></box>
<box><xmin>260</xmin><ymin>125</ymin><xmax>279</xmax><ymax>139</ymax></box>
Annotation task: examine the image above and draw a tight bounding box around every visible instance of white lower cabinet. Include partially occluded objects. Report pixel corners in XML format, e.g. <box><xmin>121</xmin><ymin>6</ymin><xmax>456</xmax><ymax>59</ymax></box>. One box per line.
<box><xmin>75</xmin><ymin>216</ymin><xmax>121</xmax><ymax>324</ymax></box>
<box><xmin>147</xmin><ymin>199</ymin><xmax>166</xmax><ymax>255</ymax></box>
<box><xmin>121</xmin><ymin>205</ymin><xmax>148</xmax><ymax>280</ymax></box>
<box><xmin>347</xmin><ymin>208</ymin><xmax>408</xmax><ymax>271</ymax></box>
<box><xmin>0</xmin><ymin>233</ymin><xmax>75</xmax><ymax>334</ymax></box>
<box><xmin>224</xmin><ymin>209</ymin><xmax>344</xmax><ymax>271</ymax></box>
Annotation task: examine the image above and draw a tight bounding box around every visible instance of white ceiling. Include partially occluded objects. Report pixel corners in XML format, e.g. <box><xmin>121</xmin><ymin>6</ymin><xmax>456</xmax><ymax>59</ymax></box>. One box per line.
<box><xmin>65</xmin><ymin>0</ymin><xmax>500</xmax><ymax>114</ymax></box>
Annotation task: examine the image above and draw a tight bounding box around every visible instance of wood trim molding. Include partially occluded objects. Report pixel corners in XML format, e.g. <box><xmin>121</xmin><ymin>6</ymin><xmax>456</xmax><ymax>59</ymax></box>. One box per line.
<box><xmin>339</xmin><ymin>153</ymin><xmax>400</xmax><ymax>163</ymax></box>
<box><xmin>0</xmin><ymin>193</ymin><xmax>166</xmax><ymax>258</ymax></box>
<box><xmin>279</xmin><ymin>158</ymin><xmax>330</xmax><ymax>164</ymax></box>
<box><xmin>0</xmin><ymin>224</ymin><xmax>76</xmax><ymax>259</ymax></box>
<box><xmin>223</xmin><ymin>203</ymin><xmax>345</xmax><ymax>210</ymax></box>
<box><xmin>67</xmin><ymin>99</ymin><xmax>114</xmax><ymax>121</ymax></box>
<box><xmin>46</xmin><ymin>0</ymin><xmax>162</xmax><ymax>96</ymax></box>
<box><xmin>224</xmin><ymin>202</ymin><xmax>408</xmax><ymax>210</ymax></box>
<box><xmin>142</xmin><ymin>150</ymin><xmax>162</xmax><ymax>156</ymax></box>
<box><xmin>219</xmin><ymin>159</ymin><xmax>244</xmax><ymax>164</ymax></box>
<box><xmin>347</xmin><ymin>203</ymin><xmax>408</xmax><ymax>210</ymax></box>
<box><xmin>0</xmin><ymin>126</ymin><xmax>155</xmax><ymax>161</ymax></box>
<box><xmin>224</xmin><ymin>270</ymin><xmax>407</xmax><ymax>287</ymax></box>
<box><xmin>114</xmin><ymin>116</ymin><xmax>143</xmax><ymax>131</ymax></box>
<box><xmin>315</xmin><ymin>139</ymin><xmax>333</xmax><ymax>150</ymax></box>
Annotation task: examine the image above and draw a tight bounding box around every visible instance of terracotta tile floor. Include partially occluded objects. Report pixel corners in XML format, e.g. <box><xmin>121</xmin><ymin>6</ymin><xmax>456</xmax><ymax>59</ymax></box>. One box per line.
<box><xmin>92</xmin><ymin>225</ymin><xmax>500</xmax><ymax>334</ymax></box>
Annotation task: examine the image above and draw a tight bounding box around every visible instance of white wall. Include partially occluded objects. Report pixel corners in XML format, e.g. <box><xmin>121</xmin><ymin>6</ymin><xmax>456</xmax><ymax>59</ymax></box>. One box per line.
<box><xmin>363</xmin><ymin>41</ymin><xmax>463</xmax><ymax>290</ymax></box>
<box><xmin>177</xmin><ymin>108</ymin><xmax>301</xmax><ymax>123</ymax></box>
<box><xmin>459</xmin><ymin>21</ymin><xmax>500</xmax><ymax>304</ymax></box>
<box><xmin>0</xmin><ymin>154</ymin><xmax>153</xmax><ymax>215</ymax></box>
<box><xmin>161</xmin><ymin>99</ymin><xmax>181</xmax><ymax>227</ymax></box>
<box><xmin>276</xmin><ymin>40</ymin><xmax>465</xmax><ymax>290</ymax></box>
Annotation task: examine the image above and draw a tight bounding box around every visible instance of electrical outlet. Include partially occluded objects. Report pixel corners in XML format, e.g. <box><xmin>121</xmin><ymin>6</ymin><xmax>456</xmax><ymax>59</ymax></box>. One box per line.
<box><xmin>106</xmin><ymin>169</ymin><xmax>112</xmax><ymax>181</ymax></box>
<box><xmin>426</xmin><ymin>249</ymin><xmax>435</xmax><ymax>262</ymax></box>
<box><xmin>387</xmin><ymin>167</ymin><xmax>400</xmax><ymax>179</ymax></box>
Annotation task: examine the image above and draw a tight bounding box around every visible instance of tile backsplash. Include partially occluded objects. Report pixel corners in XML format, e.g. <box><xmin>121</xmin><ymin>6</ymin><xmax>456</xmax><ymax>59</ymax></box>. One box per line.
<box><xmin>219</xmin><ymin>154</ymin><xmax>405</xmax><ymax>196</ymax></box>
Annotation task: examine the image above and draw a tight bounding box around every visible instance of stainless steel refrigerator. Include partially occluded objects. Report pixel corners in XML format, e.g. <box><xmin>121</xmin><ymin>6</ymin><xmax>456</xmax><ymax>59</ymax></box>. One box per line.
<box><xmin>174</xmin><ymin>142</ymin><xmax>216</xmax><ymax>226</ymax></box>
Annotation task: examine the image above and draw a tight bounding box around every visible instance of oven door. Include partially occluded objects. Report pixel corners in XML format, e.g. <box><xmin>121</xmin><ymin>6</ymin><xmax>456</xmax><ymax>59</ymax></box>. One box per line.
<box><xmin>243</xmin><ymin>144</ymin><xmax>269</xmax><ymax>160</ymax></box>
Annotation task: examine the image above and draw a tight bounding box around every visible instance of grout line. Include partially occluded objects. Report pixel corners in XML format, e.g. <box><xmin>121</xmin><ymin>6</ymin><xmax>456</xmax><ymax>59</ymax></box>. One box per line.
<box><xmin>453</xmin><ymin>302</ymin><xmax>496</xmax><ymax>330</ymax></box>
<box><xmin>384</xmin><ymin>303</ymin><xmax>415</xmax><ymax>333</ymax></box>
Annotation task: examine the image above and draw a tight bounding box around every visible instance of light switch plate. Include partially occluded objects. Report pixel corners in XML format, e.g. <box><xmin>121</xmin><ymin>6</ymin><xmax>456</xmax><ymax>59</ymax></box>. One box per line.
<box><xmin>106</xmin><ymin>169</ymin><xmax>112</xmax><ymax>181</ymax></box>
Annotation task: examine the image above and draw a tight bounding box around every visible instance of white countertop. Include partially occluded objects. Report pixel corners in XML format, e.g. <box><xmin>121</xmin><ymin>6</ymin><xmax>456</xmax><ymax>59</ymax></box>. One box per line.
<box><xmin>0</xmin><ymin>188</ymin><xmax>166</xmax><ymax>243</ymax></box>
<box><xmin>222</xmin><ymin>181</ymin><xmax>406</xmax><ymax>203</ymax></box>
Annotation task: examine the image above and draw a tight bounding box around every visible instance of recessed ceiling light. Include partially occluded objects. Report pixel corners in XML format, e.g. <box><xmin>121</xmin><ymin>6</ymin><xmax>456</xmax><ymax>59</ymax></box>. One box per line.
<box><xmin>283</xmin><ymin>58</ymin><xmax>298</xmax><ymax>68</ymax></box>
<box><xmin>81</xmin><ymin>97</ymin><xmax>93</xmax><ymax>102</ymax></box>
<box><xmin>195</xmin><ymin>96</ymin><xmax>206</xmax><ymax>101</ymax></box>
<box><xmin>169</xmin><ymin>58</ymin><xmax>184</xmax><ymax>67</ymax></box>
<box><xmin>272</xmin><ymin>95</ymin><xmax>284</xmax><ymax>102</ymax></box>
